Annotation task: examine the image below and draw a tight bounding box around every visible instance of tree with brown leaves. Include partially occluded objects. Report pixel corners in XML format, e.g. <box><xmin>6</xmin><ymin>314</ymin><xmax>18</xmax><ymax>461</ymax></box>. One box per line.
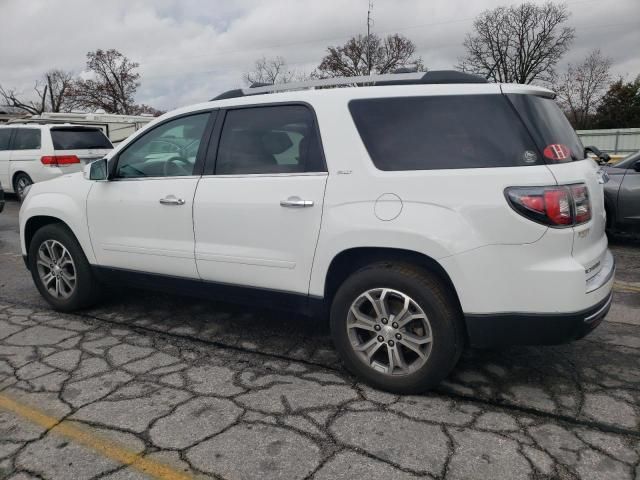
<box><xmin>318</xmin><ymin>33</ymin><xmax>423</xmax><ymax>78</ymax></box>
<box><xmin>69</xmin><ymin>49</ymin><xmax>141</xmax><ymax>114</ymax></box>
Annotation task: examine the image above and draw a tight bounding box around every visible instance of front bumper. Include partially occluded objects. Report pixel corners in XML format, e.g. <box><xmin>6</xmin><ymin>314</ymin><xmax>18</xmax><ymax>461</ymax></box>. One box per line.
<box><xmin>465</xmin><ymin>291</ymin><xmax>613</xmax><ymax>347</ymax></box>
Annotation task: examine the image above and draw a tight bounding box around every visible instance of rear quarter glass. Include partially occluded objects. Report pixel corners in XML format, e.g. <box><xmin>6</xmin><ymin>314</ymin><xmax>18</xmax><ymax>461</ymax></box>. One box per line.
<box><xmin>507</xmin><ymin>94</ymin><xmax>584</xmax><ymax>164</ymax></box>
<box><xmin>348</xmin><ymin>94</ymin><xmax>542</xmax><ymax>171</ymax></box>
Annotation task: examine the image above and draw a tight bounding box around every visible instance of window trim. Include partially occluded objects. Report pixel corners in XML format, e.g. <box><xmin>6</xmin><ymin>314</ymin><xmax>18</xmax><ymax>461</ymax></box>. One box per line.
<box><xmin>202</xmin><ymin>101</ymin><xmax>327</xmax><ymax>176</ymax></box>
<box><xmin>110</xmin><ymin>109</ymin><xmax>217</xmax><ymax>180</ymax></box>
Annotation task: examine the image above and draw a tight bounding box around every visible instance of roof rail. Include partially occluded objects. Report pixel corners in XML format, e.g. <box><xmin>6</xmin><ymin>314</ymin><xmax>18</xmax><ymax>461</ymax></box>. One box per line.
<box><xmin>211</xmin><ymin>70</ymin><xmax>487</xmax><ymax>101</ymax></box>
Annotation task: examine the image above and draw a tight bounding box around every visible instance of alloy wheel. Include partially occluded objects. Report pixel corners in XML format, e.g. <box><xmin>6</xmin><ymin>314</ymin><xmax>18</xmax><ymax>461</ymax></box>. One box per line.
<box><xmin>347</xmin><ymin>288</ymin><xmax>433</xmax><ymax>376</ymax></box>
<box><xmin>36</xmin><ymin>240</ymin><xmax>77</xmax><ymax>299</ymax></box>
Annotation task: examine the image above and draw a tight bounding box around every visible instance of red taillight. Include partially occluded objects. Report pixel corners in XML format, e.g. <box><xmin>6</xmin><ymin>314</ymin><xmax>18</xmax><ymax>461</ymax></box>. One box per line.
<box><xmin>543</xmin><ymin>189</ymin><xmax>572</xmax><ymax>225</ymax></box>
<box><xmin>41</xmin><ymin>155</ymin><xmax>80</xmax><ymax>166</ymax></box>
<box><xmin>506</xmin><ymin>184</ymin><xmax>591</xmax><ymax>227</ymax></box>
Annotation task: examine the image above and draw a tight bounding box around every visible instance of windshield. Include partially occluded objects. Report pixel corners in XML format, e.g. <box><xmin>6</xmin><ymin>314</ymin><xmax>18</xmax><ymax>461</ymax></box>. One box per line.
<box><xmin>507</xmin><ymin>94</ymin><xmax>585</xmax><ymax>163</ymax></box>
<box><xmin>613</xmin><ymin>151</ymin><xmax>640</xmax><ymax>169</ymax></box>
<box><xmin>51</xmin><ymin>128</ymin><xmax>113</xmax><ymax>150</ymax></box>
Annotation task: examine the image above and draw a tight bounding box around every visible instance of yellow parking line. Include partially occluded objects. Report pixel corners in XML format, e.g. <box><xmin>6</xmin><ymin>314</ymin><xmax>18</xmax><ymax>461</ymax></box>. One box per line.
<box><xmin>0</xmin><ymin>393</ymin><xmax>192</xmax><ymax>480</ymax></box>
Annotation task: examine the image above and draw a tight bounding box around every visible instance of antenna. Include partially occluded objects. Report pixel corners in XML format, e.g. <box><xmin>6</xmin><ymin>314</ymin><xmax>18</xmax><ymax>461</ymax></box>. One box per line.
<box><xmin>366</xmin><ymin>0</ymin><xmax>374</xmax><ymax>76</ymax></box>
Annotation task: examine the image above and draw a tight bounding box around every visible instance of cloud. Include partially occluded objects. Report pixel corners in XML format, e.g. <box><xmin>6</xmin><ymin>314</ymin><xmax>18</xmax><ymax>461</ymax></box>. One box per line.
<box><xmin>1</xmin><ymin>0</ymin><xmax>638</xmax><ymax>111</ymax></box>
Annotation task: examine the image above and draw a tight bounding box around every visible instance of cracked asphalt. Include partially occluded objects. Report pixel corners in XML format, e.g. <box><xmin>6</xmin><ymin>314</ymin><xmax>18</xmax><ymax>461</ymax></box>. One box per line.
<box><xmin>0</xmin><ymin>198</ymin><xmax>639</xmax><ymax>479</ymax></box>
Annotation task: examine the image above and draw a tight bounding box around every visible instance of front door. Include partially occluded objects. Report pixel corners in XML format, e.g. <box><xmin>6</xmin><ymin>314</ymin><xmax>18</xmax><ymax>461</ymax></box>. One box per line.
<box><xmin>87</xmin><ymin>111</ymin><xmax>213</xmax><ymax>278</ymax></box>
<box><xmin>194</xmin><ymin>105</ymin><xmax>327</xmax><ymax>294</ymax></box>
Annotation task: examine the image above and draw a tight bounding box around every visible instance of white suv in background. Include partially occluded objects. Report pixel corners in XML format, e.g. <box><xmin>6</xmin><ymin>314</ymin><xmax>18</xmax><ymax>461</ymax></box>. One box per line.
<box><xmin>19</xmin><ymin>71</ymin><xmax>615</xmax><ymax>393</ymax></box>
<box><xmin>0</xmin><ymin>124</ymin><xmax>113</xmax><ymax>200</ymax></box>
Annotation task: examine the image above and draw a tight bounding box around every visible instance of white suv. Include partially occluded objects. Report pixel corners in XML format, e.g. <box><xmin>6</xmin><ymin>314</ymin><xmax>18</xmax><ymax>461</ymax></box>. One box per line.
<box><xmin>19</xmin><ymin>71</ymin><xmax>615</xmax><ymax>393</ymax></box>
<box><xmin>0</xmin><ymin>124</ymin><xmax>113</xmax><ymax>200</ymax></box>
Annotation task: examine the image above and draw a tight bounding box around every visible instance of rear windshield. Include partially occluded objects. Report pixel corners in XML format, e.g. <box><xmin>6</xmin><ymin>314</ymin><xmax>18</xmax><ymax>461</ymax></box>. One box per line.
<box><xmin>349</xmin><ymin>95</ymin><xmax>541</xmax><ymax>171</ymax></box>
<box><xmin>507</xmin><ymin>94</ymin><xmax>584</xmax><ymax>162</ymax></box>
<box><xmin>51</xmin><ymin>128</ymin><xmax>113</xmax><ymax>150</ymax></box>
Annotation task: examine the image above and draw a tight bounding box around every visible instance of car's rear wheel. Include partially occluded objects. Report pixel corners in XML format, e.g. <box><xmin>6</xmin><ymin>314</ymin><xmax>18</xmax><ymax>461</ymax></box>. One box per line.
<box><xmin>28</xmin><ymin>224</ymin><xmax>100</xmax><ymax>311</ymax></box>
<box><xmin>330</xmin><ymin>263</ymin><xmax>464</xmax><ymax>394</ymax></box>
<box><xmin>13</xmin><ymin>173</ymin><xmax>33</xmax><ymax>202</ymax></box>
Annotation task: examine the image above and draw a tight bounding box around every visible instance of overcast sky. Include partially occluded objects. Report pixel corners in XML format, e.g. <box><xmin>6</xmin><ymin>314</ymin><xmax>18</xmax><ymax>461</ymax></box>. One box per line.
<box><xmin>0</xmin><ymin>0</ymin><xmax>638</xmax><ymax>111</ymax></box>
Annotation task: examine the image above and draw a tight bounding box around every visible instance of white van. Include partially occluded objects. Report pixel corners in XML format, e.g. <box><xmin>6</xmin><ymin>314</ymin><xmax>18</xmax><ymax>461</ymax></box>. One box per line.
<box><xmin>0</xmin><ymin>124</ymin><xmax>113</xmax><ymax>199</ymax></box>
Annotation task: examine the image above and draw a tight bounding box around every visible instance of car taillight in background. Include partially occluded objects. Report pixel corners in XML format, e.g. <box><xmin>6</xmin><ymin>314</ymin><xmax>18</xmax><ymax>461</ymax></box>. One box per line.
<box><xmin>41</xmin><ymin>155</ymin><xmax>80</xmax><ymax>166</ymax></box>
<box><xmin>505</xmin><ymin>184</ymin><xmax>591</xmax><ymax>227</ymax></box>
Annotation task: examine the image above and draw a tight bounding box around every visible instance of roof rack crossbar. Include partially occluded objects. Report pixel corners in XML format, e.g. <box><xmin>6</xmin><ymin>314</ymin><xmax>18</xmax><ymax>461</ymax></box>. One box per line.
<box><xmin>210</xmin><ymin>70</ymin><xmax>487</xmax><ymax>101</ymax></box>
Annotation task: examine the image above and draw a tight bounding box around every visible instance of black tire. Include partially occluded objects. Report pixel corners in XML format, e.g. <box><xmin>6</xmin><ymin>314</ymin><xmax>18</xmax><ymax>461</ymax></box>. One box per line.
<box><xmin>13</xmin><ymin>172</ymin><xmax>33</xmax><ymax>202</ymax></box>
<box><xmin>28</xmin><ymin>223</ymin><xmax>101</xmax><ymax>311</ymax></box>
<box><xmin>330</xmin><ymin>262</ymin><xmax>464</xmax><ymax>394</ymax></box>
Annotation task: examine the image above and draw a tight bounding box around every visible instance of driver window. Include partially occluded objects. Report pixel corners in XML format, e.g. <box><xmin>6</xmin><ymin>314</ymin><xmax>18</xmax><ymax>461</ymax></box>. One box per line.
<box><xmin>116</xmin><ymin>113</ymin><xmax>210</xmax><ymax>178</ymax></box>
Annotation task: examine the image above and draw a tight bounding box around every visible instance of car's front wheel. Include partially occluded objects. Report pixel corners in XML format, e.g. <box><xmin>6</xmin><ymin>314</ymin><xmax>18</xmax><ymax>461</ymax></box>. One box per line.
<box><xmin>28</xmin><ymin>224</ymin><xmax>100</xmax><ymax>311</ymax></box>
<box><xmin>330</xmin><ymin>263</ymin><xmax>464</xmax><ymax>394</ymax></box>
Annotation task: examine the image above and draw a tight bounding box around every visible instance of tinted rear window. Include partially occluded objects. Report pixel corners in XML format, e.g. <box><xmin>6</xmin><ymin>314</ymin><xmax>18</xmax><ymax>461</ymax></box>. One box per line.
<box><xmin>507</xmin><ymin>94</ymin><xmax>584</xmax><ymax>162</ymax></box>
<box><xmin>349</xmin><ymin>95</ymin><xmax>541</xmax><ymax>171</ymax></box>
<box><xmin>51</xmin><ymin>128</ymin><xmax>113</xmax><ymax>150</ymax></box>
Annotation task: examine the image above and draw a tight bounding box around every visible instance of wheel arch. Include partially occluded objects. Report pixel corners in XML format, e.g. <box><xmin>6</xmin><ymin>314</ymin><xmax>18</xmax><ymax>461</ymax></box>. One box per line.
<box><xmin>24</xmin><ymin>216</ymin><xmax>74</xmax><ymax>260</ymax></box>
<box><xmin>323</xmin><ymin>247</ymin><xmax>462</xmax><ymax>313</ymax></box>
<box><xmin>11</xmin><ymin>170</ymin><xmax>31</xmax><ymax>191</ymax></box>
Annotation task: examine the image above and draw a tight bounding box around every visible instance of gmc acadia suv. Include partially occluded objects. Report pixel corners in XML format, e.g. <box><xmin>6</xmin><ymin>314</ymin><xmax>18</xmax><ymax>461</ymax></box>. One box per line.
<box><xmin>19</xmin><ymin>71</ymin><xmax>615</xmax><ymax>393</ymax></box>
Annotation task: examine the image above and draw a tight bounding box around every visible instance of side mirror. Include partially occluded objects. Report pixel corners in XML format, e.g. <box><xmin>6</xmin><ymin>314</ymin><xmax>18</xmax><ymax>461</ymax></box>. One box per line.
<box><xmin>84</xmin><ymin>158</ymin><xmax>109</xmax><ymax>181</ymax></box>
<box><xmin>585</xmin><ymin>146</ymin><xmax>610</xmax><ymax>164</ymax></box>
<box><xmin>634</xmin><ymin>160</ymin><xmax>640</xmax><ymax>173</ymax></box>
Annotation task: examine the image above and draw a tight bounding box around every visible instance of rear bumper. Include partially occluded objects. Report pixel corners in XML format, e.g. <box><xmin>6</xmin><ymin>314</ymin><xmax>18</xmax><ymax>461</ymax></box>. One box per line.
<box><xmin>465</xmin><ymin>291</ymin><xmax>613</xmax><ymax>348</ymax></box>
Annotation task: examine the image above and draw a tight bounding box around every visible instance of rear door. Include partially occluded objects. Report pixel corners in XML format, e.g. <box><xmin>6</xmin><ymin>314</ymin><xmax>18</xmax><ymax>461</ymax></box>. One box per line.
<box><xmin>0</xmin><ymin>128</ymin><xmax>13</xmax><ymax>190</ymax></box>
<box><xmin>50</xmin><ymin>127</ymin><xmax>113</xmax><ymax>171</ymax></box>
<box><xmin>507</xmin><ymin>93</ymin><xmax>608</xmax><ymax>276</ymax></box>
<box><xmin>193</xmin><ymin>104</ymin><xmax>327</xmax><ymax>295</ymax></box>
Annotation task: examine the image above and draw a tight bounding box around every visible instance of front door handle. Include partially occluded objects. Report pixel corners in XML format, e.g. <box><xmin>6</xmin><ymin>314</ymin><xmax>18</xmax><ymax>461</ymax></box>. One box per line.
<box><xmin>159</xmin><ymin>195</ymin><xmax>185</xmax><ymax>206</ymax></box>
<box><xmin>280</xmin><ymin>196</ymin><xmax>314</xmax><ymax>208</ymax></box>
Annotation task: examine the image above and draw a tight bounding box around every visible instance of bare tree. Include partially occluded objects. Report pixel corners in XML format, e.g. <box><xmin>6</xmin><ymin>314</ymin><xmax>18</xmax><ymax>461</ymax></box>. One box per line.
<box><xmin>554</xmin><ymin>49</ymin><xmax>612</xmax><ymax>128</ymax></box>
<box><xmin>459</xmin><ymin>2</ymin><xmax>574</xmax><ymax>84</ymax></box>
<box><xmin>243</xmin><ymin>56</ymin><xmax>298</xmax><ymax>85</ymax></box>
<box><xmin>318</xmin><ymin>33</ymin><xmax>423</xmax><ymax>78</ymax></box>
<box><xmin>69</xmin><ymin>49</ymin><xmax>140</xmax><ymax>114</ymax></box>
<box><xmin>44</xmin><ymin>69</ymin><xmax>75</xmax><ymax>112</ymax></box>
<box><xmin>130</xmin><ymin>103</ymin><xmax>165</xmax><ymax>117</ymax></box>
<box><xmin>0</xmin><ymin>82</ymin><xmax>48</xmax><ymax>115</ymax></box>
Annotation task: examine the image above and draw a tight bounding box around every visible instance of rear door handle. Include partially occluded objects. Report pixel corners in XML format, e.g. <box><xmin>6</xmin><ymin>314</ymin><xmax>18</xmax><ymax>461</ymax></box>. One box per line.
<box><xmin>280</xmin><ymin>196</ymin><xmax>314</xmax><ymax>208</ymax></box>
<box><xmin>159</xmin><ymin>195</ymin><xmax>185</xmax><ymax>206</ymax></box>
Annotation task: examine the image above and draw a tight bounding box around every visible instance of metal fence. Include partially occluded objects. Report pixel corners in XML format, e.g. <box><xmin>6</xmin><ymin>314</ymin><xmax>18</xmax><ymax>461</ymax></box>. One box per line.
<box><xmin>577</xmin><ymin>128</ymin><xmax>640</xmax><ymax>155</ymax></box>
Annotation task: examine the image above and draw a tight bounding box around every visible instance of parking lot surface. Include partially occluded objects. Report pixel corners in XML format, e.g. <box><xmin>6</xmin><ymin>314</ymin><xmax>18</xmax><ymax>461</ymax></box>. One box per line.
<box><xmin>1</xmin><ymin>198</ymin><xmax>639</xmax><ymax>479</ymax></box>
